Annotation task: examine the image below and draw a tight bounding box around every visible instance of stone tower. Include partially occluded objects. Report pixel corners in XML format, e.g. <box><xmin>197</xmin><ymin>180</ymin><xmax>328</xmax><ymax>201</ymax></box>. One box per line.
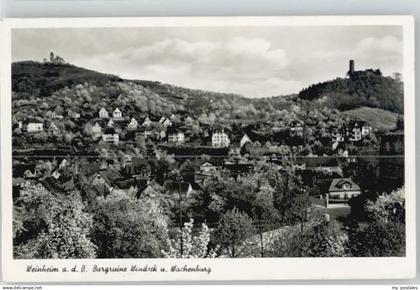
<box><xmin>50</xmin><ymin>51</ymin><xmax>55</xmax><ymax>62</ymax></box>
<box><xmin>348</xmin><ymin>59</ymin><xmax>355</xmax><ymax>75</ymax></box>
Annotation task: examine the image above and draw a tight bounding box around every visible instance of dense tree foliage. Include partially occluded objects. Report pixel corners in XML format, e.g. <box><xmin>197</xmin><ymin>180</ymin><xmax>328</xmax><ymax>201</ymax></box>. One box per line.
<box><xmin>347</xmin><ymin>188</ymin><xmax>405</xmax><ymax>257</ymax></box>
<box><xmin>214</xmin><ymin>208</ymin><xmax>256</xmax><ymax>258</ymax></box>
<box><xmin>91</xmin><ymin>192</ymin><xmax>170</xmax><ymax>258</ymax></box>
<box><xmin>270</xmin><ymin>218</ymin><xmax>347</xmax><ymax>257</ymax></box>
<box><xmin>13</xmin><ymin>182</ymin><xmax>96</xmax><ymax>259</ymax></box>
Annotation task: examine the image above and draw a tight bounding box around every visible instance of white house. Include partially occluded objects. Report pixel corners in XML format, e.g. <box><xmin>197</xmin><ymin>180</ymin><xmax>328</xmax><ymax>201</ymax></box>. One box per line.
<box><xmin>142</xmin><ymin>117</ymin><xmax>152</xmax><ymax>127</ymax></box>
<box><xmin>159</xmin><ymin>117</ymin><xmax>172</xmax><ymax>128</ymax></box>
<box><xmin>48</xmin><ymin>122</ymin><xmax>59</xmax><ymax>133</ymax></box>
<box><xmin>127</xmin><ymin>117</ymin><xmax>138</xmax><ymax>130</ymax></box>
<box><xmin>327</xmin><ymin>178</ymin><xmax>361</xmax><ymax>200</ymax></box>
<box><xmin>99</xmin><ymin>108</ymin><xmax>109</xmax><ymax>119</ymax></box>
<box><xmin>51</xmin><ymin>170</ymin><xmax>61</xmax><ymax>179</ymax></box>
<box><xmin>159</xmin><ymin>130</ymin><xmax>166</xmax><ymax>140</ymax></box>
<box><xmin>290</xmin><ymin>121</ymin><xmax>304</xmax><ymax>137</ymax></box>
<box><xmin>144</xmin><ymin>129</ymin><xmax>152</xmax><ymax>139</ymax></box>
<box><xmin>27</xmin><ymin>121</ymin><xmax>44</xmax><ymax>133</ymax></box>
<box><xmin>212</xmin><ymin>130</ymin><xmax>230</xmax><ymax>148</ymax></box>
<box><xmin>68</xmin><ymin>110</ymin><xmax>81</xmax><ymax>119</ymax></box>
<box><xmin>59</xmin><ymin>159</ymin><xmax>68</xmax><ymax>169</ymax></box>
<box><xmin>200</xmin><ymin>162</ymin><xmax>217</xmax><ymax>174</ymax></box>
<box><xmin>168</xmin><ymin>132</ymin><xmax>185</xmax><ymax>144</ymax></box>
<box><xmin>113</xmin><ymin>108</ymin><xmax>123</xmax><ymax>119</ymax></box>
<box><xmin>348</xmin><ymin>121</ymin><xmax>371</xmax><ymax>141</ymax></box>
<box><xmin>361</xmin><ymin>124</ymin><xmax>372</xmax><ymax>137</ymax></box>
<box><xmin>102</xmin><ymin>133</ymin><xmax>119</xmax><ymax>145</ymax></box>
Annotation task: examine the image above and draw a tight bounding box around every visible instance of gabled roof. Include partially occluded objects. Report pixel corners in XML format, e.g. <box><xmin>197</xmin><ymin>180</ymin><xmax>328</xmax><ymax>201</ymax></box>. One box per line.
<box><xmin>89</xmin><ymin>168</ymin><xmax>122</xmax><ymax>186</ymax></box>
<box><xmin>200</xmin><ymin>161</ymin><xmax>215</xmax><ymax>167</ymax></box>
<box><xmin>179</xmin><ymin>159</ymin><xmax>200</xmax><ymax>171</ymax></box>
<box><xmin>329</xmin><ymin>178</ymin><xmax>360</xmax><ymax>192</ymax></box>
<box><xmin>41</xmin><ymin>176</ymin><xmax>75</xmax><ymax>193</ymax></box>
<box><xmin>137</xmin><ymin>179</ymin><xmax>162</xmax><ymax>198</ymax></box>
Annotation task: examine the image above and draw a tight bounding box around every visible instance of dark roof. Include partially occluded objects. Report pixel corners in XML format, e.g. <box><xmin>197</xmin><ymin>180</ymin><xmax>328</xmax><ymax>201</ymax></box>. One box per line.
<box><xmin>104</xmin><ymin>127</ymin><xmax>115</xmax><ymax>134</ymax></box>
<box><xmin>179</xmin><ymin>159</ymin><xmax>200</xmax><ymax>171</ymax></box>
<box><xmin>132</xmin><ymin>157</ymin><xmax>158</xmax><ymax>170</ymax></box>
<box><xmin>290</xmin><ymin>120</ymin><xmax>304</xmax><ymax>126</ymax></box>
<box><xmin>244</xmin><ymin>130</ymin><xmax>270</xmax><ymax>143</ymax></box>
<box><xmin>167</xmin><ymin>126</ymin><xmax>183</xmax><ymax>134</ymax></box>
<box><xmin>116</xmin><ymin>178</ymin><xmax>138</xmax><ymax>189</ymax></box>
<box><xmin>89</xmin><ymin>168</ymin><xmax>122</xmax><ymax>185</ymax></box>
<box><xmin>137</xmin><ymin>179</ymin><xmax>162</xmax><ymax>198</ymax></box>
<box><xmin>41</xmin><ymin>176</ymin><xmax>75</xmax><ymax>193</ymax></box>
<box><xmin>26</xmin><ymin>117</ymin><xmax>43</xmax><ymax>123</ymax></box>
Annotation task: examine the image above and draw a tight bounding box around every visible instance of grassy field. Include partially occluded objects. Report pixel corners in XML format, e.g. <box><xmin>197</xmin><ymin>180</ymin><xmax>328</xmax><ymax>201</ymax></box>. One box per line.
<box><xmin>343</xmin><ymin>106</ymin><xmax>399</xmax><ymax>132</ymax></box>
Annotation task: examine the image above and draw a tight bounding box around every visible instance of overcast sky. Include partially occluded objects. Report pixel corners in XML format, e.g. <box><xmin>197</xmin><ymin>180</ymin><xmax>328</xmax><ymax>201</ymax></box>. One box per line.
<box><xmin>12</xmin><ymin>26</ymin><xmax>403</xmax><ymax>98</ymax></box>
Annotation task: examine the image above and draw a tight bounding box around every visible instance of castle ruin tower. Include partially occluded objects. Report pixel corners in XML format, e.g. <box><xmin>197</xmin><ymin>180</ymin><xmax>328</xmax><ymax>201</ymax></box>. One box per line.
<box><xmin>50</xmin><ymin>51</ymin><xmax>55</xmax><ymax>62</ymax></box>
<box><xmin>348</xmin><ymin>59</ymin><xmax>355</xmax><ymax>76</ymax></box>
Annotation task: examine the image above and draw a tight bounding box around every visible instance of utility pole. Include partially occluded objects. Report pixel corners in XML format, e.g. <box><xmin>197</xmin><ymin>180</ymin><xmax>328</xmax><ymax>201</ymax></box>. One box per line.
<box><xmin>177</xmin><ymin>172</ymin><xmax>184</xmax><ymax>257</ymax></box>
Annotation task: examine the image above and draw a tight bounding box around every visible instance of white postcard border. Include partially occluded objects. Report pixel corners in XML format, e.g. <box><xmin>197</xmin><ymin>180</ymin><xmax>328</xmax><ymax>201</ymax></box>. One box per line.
<box><xmin>0</xmin><ymin>16</ymin><xmax>416</xmax><ymax>282</ymax></box>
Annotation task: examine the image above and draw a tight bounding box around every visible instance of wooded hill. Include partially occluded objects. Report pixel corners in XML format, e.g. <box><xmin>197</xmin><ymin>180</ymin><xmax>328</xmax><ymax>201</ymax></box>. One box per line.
<box><xmin>12</xmin><ymin>61</ymin><xmax>403</xmax><ymax>127</ymax></box>
<box><xmin>12</xmin><ymin>61</ymin><xmax>122</xmax><ymax>97</ymax></box>
<box><xmin>298</xmin><ymin>71</ymin><xmax>403</xmax><ymax>114</ymax></box>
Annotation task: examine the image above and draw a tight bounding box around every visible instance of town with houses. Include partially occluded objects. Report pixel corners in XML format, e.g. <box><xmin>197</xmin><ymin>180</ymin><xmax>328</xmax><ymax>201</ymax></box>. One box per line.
<box><xmin>11</xmin><ymin>53</ymin><xmax>405</xmax><ymax>259</ymax></box>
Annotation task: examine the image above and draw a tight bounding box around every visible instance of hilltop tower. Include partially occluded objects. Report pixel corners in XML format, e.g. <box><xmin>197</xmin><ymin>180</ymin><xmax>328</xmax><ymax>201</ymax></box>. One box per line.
<box><xmin>50</xmin><ymin>51</ymin><xmax>55</xmax><ymax>62</ymax></box>
<box><xmin>348</xmin><ymin>59</ymin><xmax>355</xmax><ymax>76</ymax></box>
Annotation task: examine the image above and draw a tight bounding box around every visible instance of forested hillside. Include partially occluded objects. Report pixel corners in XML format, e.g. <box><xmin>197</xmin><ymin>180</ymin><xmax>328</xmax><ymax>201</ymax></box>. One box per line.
<box><xmin>12</xmin><ymin>61</ymin><xmax>403</xmax><ymax>128</ymax></box>
<box><xmin>298</xmin><ymin>71</ymin><xmax>403</xmax><ymax>113</ymax></box>
<box><xmin>12</xmin><ymin>61</ymin><xmax>122</xmax><ymax>97</ymax></box>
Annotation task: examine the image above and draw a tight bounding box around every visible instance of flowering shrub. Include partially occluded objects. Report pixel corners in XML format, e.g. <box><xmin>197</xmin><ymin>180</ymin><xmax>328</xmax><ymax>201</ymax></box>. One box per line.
<box><xmin>162</xmin><ymin>219</ymin><xmax>219</xmax><ymax>258</ymax></box>
<box><xmin>14</xmin><ymin>182</ymin><xmax>96</xmax><ymax>259</ymax></box>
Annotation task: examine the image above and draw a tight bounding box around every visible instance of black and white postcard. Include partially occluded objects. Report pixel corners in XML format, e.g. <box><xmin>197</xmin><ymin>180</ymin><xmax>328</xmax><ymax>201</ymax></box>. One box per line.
<box><xmin>0</xmin><ymin>16</ymin><xmax>415</xmax><ymax>282</ymax></box>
